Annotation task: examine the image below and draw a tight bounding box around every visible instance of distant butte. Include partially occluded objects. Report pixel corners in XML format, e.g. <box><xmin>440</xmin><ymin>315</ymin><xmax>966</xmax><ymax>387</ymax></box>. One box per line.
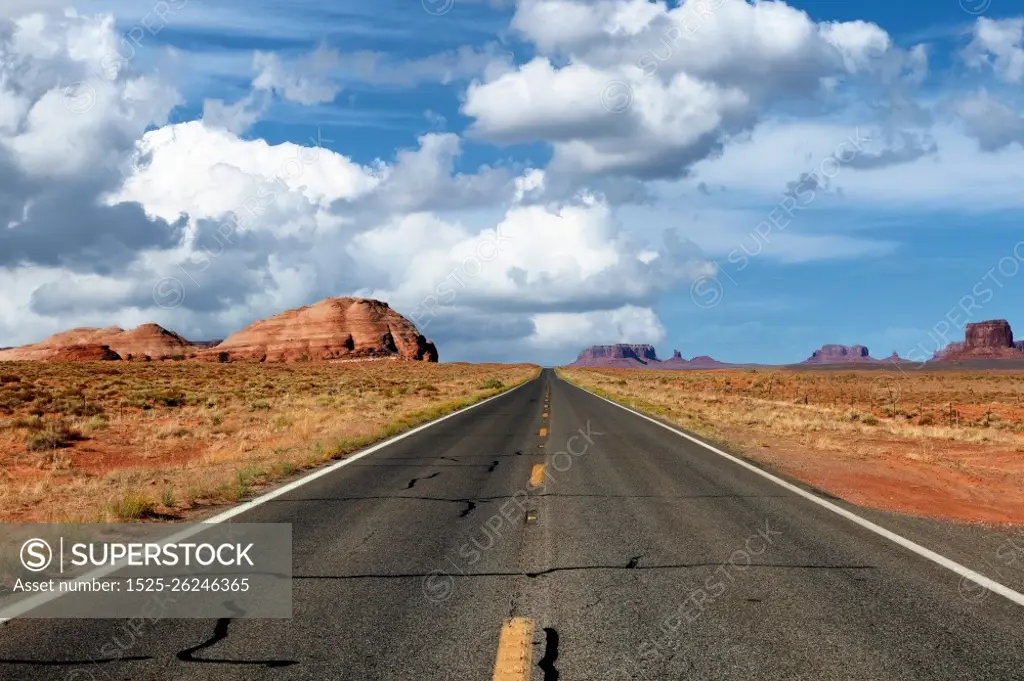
<box><xmin>568</xmin><ymin>344</ymin><xmax>738</xmax><ymax>369</ymax></box>
<box><xmin>933</xmin><ymin>319</ymin><xmax>1024</xmax><ymax>361</ymax></box>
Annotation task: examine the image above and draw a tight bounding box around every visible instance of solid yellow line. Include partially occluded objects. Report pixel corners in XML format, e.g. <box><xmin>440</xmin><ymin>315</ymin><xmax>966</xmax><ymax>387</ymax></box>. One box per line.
<box><xmin>538</xmin><ymin>427</ymin><xmax>548</xmax><ymax>437</ymax></box>
<box><xmin>542</xmin><ymin>412</ymin><xmax>549</xmax><ymax>418</ymax></box>
<box><xmin>530</xmin><ymin>464</ymin><xmax>545</xmax><ymax>487</ymax></box>
<box><xmin>491</xmin><ymin>617</ymin><xmax>535</xmax><ymax>681</ymax></box>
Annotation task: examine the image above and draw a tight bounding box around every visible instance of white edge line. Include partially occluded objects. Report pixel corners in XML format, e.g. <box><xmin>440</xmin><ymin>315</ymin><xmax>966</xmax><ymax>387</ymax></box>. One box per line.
<box><xmin>567</xmin><ymin>378</ymin><xmax>1024</xmax><ymax>609</ymax></box>
<box><xmin>0</xmin><ymin>377</ymin><xmax>536</xmax><ymax>624</ymax></box>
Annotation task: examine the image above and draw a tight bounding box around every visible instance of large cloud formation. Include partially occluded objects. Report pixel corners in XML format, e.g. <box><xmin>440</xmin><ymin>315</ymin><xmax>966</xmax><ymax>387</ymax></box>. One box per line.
<box><xmin>4</xmin><ymin>3</ymin><xmax>1024</xmax><ymax>363</ymax></box>
<box><xmin>0</xmin><ymin>7</ymin><xmax>712</xmax><ymax>362</ymax></box>
<box><xmin>463</xmin><ymin>0</ymin><xmax>906</xmax><ymax>180</ymax></box>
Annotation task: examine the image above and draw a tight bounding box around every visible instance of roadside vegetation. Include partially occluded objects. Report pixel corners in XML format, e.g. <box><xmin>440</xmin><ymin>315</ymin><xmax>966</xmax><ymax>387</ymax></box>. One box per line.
<box><xmin>0</xmin><ymin>361</ymin><xmax>539</xmax><ymax>522</ymax></box>
<box><xmin>559</xmin><ymin>367</ymin><xmax>1024</xmax><ymax>525</ymax></box>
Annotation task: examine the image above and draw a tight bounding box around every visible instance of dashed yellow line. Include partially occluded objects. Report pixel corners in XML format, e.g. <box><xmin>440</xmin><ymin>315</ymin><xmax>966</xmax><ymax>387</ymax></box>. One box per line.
<box><xmin>538</xmin><ymin>427</ymin><xmax>548</xmax><ymax>437</ymax></box>
<box><xmin>491</xmin><ymin>617</ymin><xmax>535</xmax><ymax>681</ymax></box>
<box><xmin>530</xmin><ymin>464</ymin><xmax>545</xmax><ymax>487</ymax></box>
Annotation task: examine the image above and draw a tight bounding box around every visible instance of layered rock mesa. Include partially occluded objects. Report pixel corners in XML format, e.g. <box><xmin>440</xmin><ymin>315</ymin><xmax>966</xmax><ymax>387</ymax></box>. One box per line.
<box><xmin>203</xmin><ymin>297</ymin><xmax>438</xmax><ymax>362</ymax></box>
<box><xmin>568</xmin><ymin>345</ymin><xmax>735</xmax><ymax>369</ymax></box>
<box><xmin>802</xmin><ymin>344</ymin><xmax>871</xmax><ymax>364</ymax></box>
<box><xmin>571</xmin><ymin>344</ymin><xmax>660</xmax><ymax>367</ymax></box>
<box><xmin>0</xmin><ymin>324</ymin><xmax>196</xmax><ymax>361</ymax></box>
<box><xmin>934</xmin><ymin>320</ymin><xmax>1024</xmax><ymax>361</ymax></box>
<box><xmin>801</xmin><ymin>344</ymin><xmax>910</xmax><ymax>365</ymax></box>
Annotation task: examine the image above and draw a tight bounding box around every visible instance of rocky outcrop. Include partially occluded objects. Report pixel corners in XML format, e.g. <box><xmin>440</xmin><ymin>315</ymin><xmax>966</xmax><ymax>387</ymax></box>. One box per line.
<box><xmin>570</xmin><ymin>344</ymin><xmax>660</xmax><ymax>368</ymax></box>
<box><xmin>0</xmin><ymin>324</ymin><xmax>196</xmax><ymax>361</ymax></box>
<box><xmin>934</xmin><ymin>320</ymin><xmax>1024</xmax><ymax>361</ymax></box>
<box><xmin>661</xmin><ymin>350</ymin><xmax>689</xmax><ymax>368</ymax></box>
<box><xmin>803</xmin><ymin>345</ymin><xmax>871</xmax><ymax>364</ymax></box>
<box><xmin>568</xmin><ymin>345</ymin><xmax>740</xmax><ymax>369</ymax></box>
<box><xmin>203</xmin><ymin>297</ymin><xmax>437</xmax><ymax>363</ymax></box>
<box><xmin>0</xmin><ymin>298</ymin><xmax>437</xmax><ymax>364</ymax></box>
<box><xmin>687</xmin><ymin>355</ymin><xmax>731</xmax><ymax>367</ymax></box>
<box><xmin>50</xmin><ymin>345</ymin><xmax>122</xmax><ymax>361</ymax></box>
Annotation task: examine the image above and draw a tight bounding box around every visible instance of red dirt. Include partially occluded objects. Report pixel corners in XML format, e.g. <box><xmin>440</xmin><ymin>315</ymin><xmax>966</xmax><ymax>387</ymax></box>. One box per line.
<box><xmin>736</xmin><ymin>431</ymin><xmax>1024</xmax><ymax>525</ymax></box>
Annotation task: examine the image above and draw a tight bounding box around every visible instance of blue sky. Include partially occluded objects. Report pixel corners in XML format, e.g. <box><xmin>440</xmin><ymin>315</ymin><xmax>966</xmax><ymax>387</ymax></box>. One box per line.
<box><xmin>2</xmin><ymin>0</ymin><xmax>1024</xmax><ymax>364</ymax></box>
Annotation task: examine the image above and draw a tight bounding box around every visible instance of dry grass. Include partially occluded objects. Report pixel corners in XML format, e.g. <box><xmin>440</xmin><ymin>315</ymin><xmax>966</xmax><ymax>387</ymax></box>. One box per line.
<box><xmin>0</xmin><ymin>360</ymin><xmax>539</xmax><ymax>522</ymax></box>
<box><xmin>559</xmin><ymin>367</ymin><xmax>1024</xmax><ymax>524</ymax></box>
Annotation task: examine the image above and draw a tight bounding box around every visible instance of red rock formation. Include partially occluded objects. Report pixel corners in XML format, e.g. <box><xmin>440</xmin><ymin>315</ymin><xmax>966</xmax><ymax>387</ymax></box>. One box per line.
<box><xmin>687</xmin><ymin>355</ymin><xmax>730</xmax><ymax>367</ymax></box>
<box><xmin>934</xmin><ymin>320</ymin><xmax>1024</xmax><ymax>361</ymax></box>
<box><xmin>569</xmin><ymin>345</ymin><xmax>740</xmax><ymax>369</ymax></box>
<box><xmin>203</xmin><ymin>297</ymin><xmax>437</xmax><ymax>362</ymax></box>
<box><xmin>49</xmin><ymin>345</ymin><xmax>122</xmax><ymax>361</ymax></box>
<box><xmin>569</xmin><ymin>344</ymin><xmax>660</xmax><ymax>368</ymax></box>
<box><xmin>0</xmin><ymin>325</ymin><xmax>196</xmax><ymax>361</ymax></box>
<box><xmin>661</xmin><ymin>350</ymin><xmax>690</xmax><ymax>368</ymax></box>
<box><xmin>802</xmin><ymin>345</ymin><xmax>872</xmax><ymax>364</ymax></box>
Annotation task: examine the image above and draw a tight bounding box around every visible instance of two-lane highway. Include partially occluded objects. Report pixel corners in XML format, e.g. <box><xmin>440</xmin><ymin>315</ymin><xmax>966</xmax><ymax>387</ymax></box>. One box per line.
<box><xmin>2</xmin><ymin>368</ymin><xmax>1023</xmax><ymax>680</ymax></box>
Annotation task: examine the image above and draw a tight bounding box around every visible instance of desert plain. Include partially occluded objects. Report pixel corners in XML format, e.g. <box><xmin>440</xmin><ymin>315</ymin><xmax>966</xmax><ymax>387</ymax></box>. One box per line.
<box><xmin>0</xmin><ymin>360</ymin><xmax>539</xmax><ymax>522</ymax></box>
<box><xmin>560</xmin><ymin>366</ymin><xmax>1024</xmax><ymax>525</ymax></box>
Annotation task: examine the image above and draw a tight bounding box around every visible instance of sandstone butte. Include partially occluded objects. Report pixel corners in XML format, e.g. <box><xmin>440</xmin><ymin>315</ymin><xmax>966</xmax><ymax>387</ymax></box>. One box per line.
<box><xmin>568</xmin><ymin>345</ymin><xmax>735</xmax><ymax>369</ymax></box>
<box><xmin>933</xmin><ymin>319</ymin><xmax>1024</xmax><ymax>361</ymax></box>
<box><xmin>0</xmin><ymin>298</ymin><xmax>438</xmax><ymax>363</ymax></box>
<box><xmin>0</xmin><ymin>324</ymin><xmax>195</xmax><ymax>361</ymax></box>
<box><xmin>800</xmin><ymin>344</ymin><xmax>912</xmax><ymax>364</ymax></box>
<box><xmin>198</xmin><ymin>297</ymin><xmax>438</xmax><ymax>363</ymax></box>
<box><xmin>802</xmin><ymin>344</ymin><xmax>872</xmax><ymax>364</ymax></box>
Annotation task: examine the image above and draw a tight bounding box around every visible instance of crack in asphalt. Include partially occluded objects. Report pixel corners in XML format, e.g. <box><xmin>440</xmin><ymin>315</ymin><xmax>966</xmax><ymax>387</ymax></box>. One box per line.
<box><xmin>406</xmin><ymin>472</ymin><xmax>441</xmax><ymax>489</ymax></box>
<box><xmin>175</xmin><ymin>603</ymin><xmax>298</xmax><ymax>668</ymax></box>
<box><xmin>293</xmin><ymin>563</ymin><xmax>880</xmax><ymax>580</ymax></box>
<box><xmin>538</xmin><ymin>628</ymin><xmax>560</xmax><ymax>681</ymax></box>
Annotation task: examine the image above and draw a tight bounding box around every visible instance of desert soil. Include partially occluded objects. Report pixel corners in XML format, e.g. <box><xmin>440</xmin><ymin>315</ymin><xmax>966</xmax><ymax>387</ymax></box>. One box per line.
<box><xmin>559</xmin><ymin>366</ymin><xmax>1024</xmax><ymax>526</ymax></box>
<box><xmin>0</xmin><ymin>360</ymin><xmax>539</xmax><ymax>522</ymax></box>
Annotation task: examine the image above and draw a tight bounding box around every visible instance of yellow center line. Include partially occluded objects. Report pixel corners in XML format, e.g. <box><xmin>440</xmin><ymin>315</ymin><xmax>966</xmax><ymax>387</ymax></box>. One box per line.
<box><xmin>491</xmin><ymin>617</ymin><xmax>535</xmax><ymax>681</ymax></box>
<box><xmin>538</xmin><ymin>427</ymin><xmax>548</xmax><ymax>437</ymax></box>
<box><xmin>542</xmin><ymin>412</ymin><xmax>549</xmax><ymax>418</ymax></box>
<box><xmin>529</xmin><ymin>464</ymin><xmax>545</xmax><ymax>487</ymax></box>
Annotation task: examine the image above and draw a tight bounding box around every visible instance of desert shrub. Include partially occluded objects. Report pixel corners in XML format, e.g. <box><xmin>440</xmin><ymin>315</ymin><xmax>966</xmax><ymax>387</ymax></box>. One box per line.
<box><xmin>151</xmin><ymin>390</ymin><xmax>185</xmax><ymax>407</ymax></box>
<box><xmin>861</xmin><ymin>415</ymin><xmax>879</xmax><ymax>426</ymax></box>
<box><xmin>478</xmin><ymin>378</ymin><xmax>505</xmax><ymax>390</ymax></box>
<box><xmin>918</xmin><ymin>414</ymin><xmax>936</xmax><ymax>426</ymax></box>
<box><xmin>108</xmin><ymin>493</ymin><xmax>156</xmax><ymax>520</ymax></box>
<box><xmin>63</xmin><ymin>400</ymin><xmax>104</xmax><ymax>418</ymax></box>
<box><xmin>26</xmin><ymin>421</ymin><xmax>81</xmax><ymax>451</ymax></box>
<box><xmin>270</xmin><ymin>414</ymin><xmax>294</xmax><ymax>429</ymax></box>
<box><xmin>218</xmin><ymin>351</ymin><xmax>230</xmax><ymax>363</ymax></box>
<box><xmin>85</xmin><ymin>415</ymin><xmax>110</xmax><ymax>431</ymax></box>
<box><xmin>156</xmin><ymin>426</ymin><xmax>191</xmax><ymax>439</ymax></box>
<box><xmin>249</xmin><ymin>400</ymin><xmax>272</xmax><ymax>412</ymax></box>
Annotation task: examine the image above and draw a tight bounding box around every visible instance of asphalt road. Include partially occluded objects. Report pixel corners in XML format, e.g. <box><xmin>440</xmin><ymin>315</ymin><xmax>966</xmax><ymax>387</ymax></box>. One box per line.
<box><xmin>2</xmin><ymin>368</ymin><xmax>1024</xmax><ymax>680</ymax></box>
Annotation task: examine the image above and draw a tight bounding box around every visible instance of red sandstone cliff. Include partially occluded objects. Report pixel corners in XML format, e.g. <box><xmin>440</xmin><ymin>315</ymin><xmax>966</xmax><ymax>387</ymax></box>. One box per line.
<box><xmin>0</xmin><ymin>324</ymin><xmax>196</xmax><ymax>361</ymax></box>
<box><xmin>203</xmin><ymin>297</ymin><xmax>438</xmax><ymax>362</ymax></box>
<box><xmin>934</xmin><ymin>320</ymin><xmax>1024</xmax><ymax>361</ymax></box>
